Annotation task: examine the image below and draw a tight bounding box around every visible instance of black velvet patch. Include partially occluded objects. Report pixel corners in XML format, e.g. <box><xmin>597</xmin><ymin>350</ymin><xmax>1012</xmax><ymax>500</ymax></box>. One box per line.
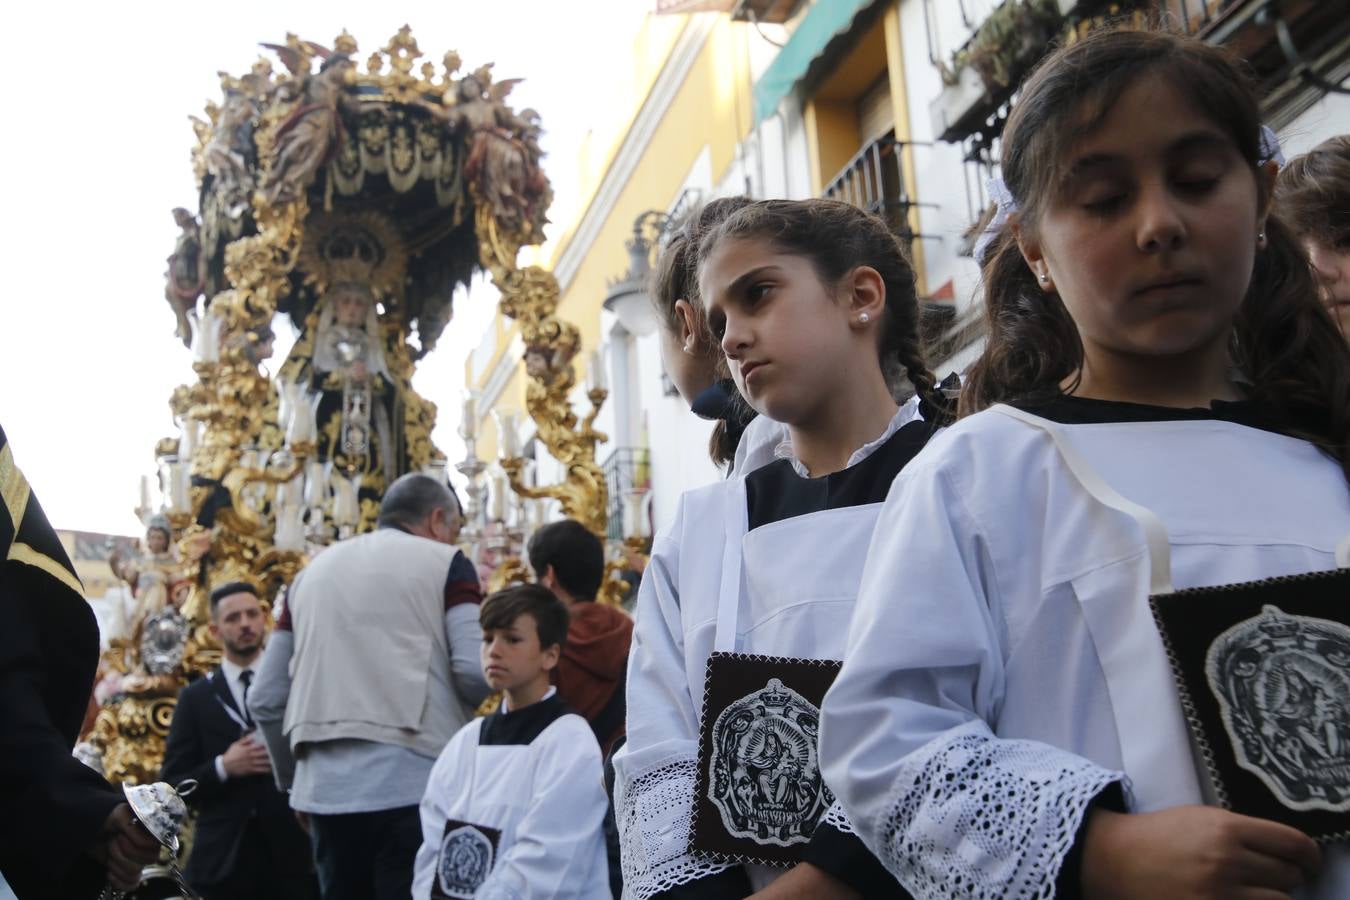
<box><xmin>1150</xmin><ymin>567</ymin><xmax>1350</xmax><ymax>842</ymax></box>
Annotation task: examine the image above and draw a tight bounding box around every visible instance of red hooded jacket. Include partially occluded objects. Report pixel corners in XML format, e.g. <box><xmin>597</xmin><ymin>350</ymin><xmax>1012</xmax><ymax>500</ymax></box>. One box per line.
<box><xmin>554</xmin><ymin>601</ymin><xmax>633</xmax><ymax>754</ymax></box>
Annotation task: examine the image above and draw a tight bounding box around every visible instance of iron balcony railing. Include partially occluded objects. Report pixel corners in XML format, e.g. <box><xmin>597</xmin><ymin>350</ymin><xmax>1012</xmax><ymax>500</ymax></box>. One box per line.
<box><xmin>601</xmin><ymin>447</ymin><xmax>651</xmax><ymax>542</ymax></box>
<box><xmin>821</xmin><ymin>131</ymin><xmax>934</xmax><ymax>247</ymax></box>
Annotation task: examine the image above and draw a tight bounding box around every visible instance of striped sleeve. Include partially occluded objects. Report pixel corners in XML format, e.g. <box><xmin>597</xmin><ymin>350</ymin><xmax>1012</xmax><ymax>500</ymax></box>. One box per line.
<box><xmin>444</xmin><ymin>550</ymin><xmax>482</xmax><ymax>610</ymax></box>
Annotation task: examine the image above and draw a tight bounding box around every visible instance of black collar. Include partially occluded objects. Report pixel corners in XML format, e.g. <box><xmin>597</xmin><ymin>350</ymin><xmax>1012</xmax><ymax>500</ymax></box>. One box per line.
<box><xmin>744</xmin><ymin>418</ymin><xmax>940</xmax><ymax>531</ymax></box>
<box><xmin>478</xmin><ymin>692</ymin><xmax>570</xmax><ymax>746</ymax></box>
<box><xmin>1010</xmin><ymin>393</ymin><xmax>1295</xmax><ymax>438</ymax></box>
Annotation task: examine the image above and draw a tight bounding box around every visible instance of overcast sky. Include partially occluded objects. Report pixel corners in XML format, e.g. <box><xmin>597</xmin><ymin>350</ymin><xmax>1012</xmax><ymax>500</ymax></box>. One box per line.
<box><xmin>0</xmin><ymin>0</ymin><xmax>650</xmax><ymax>536</ymax></box>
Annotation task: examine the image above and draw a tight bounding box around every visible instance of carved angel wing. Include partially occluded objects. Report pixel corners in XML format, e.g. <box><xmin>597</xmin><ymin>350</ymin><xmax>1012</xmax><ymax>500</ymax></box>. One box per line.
<box><xmin>489</xmin><ymin>78</ymin><xmax>523</xmax><ymax>103</ymax></box>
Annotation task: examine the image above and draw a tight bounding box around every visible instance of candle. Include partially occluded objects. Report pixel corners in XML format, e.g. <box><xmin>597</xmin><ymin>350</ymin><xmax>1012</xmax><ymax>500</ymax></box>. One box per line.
<box><xmin>189</xmin><ymin>311</ymin><xmax>206</xmax><ymax>362</ymax></box>
<box><xmin>586</xmin><ymin>349</ymin><xmax>607</xmax><ymax>392</ymax></box>
<box><xmin>622</xmin><ymin>489</ymin><xmax>652</xmax><ymax>539</ymax></box>
<box><xmin>179</xmin><ymin>418</ymin><xmax>197</xmax><ymax>453</ymax></box>
<box><xmin>304</xmin><ymin>460</ymin><xmax>328</xmax><ymax>507</ymax></box>
<box><xmin>330</xmin><ymin>469</ymin><xmax>359</xmax><ymax>526</ymax></box>
<box><xmin>168</xmin><ymin>460</ymin><xmax>191</xmax><ymax>514</ymax></box>
<box><xmin>278</xmin><ymin>469</ymin><xmax>305</xmax><ymax>511</ymax></box>
<box><xmin>194</xmin><ymin>312</ymin><xmax>222</xmax><ymax>364</ymax></box>
<box><xmin>496</xmin><ymin>411</ymin><xmax>520</xmax><ymax>458</ymax></box>
<box><xmin>274</xmin><ymin>504</ymin><xmax>305</xmax><ymax>552</ymax></box>
<box><xmin>139</xmin><ymin>475</ymin><xmax>152</xmax><ymax>513</ymax></box>
<box><xmin>461</xmin><ymin>392</ymin><xmax>478</xmax><ymax>440</ymax></box>
<box><xmin>284</xmin><ymin>382</ymin><xmax>318</xmax><ymax>446</ymax></box>
<box><xmin>490</xmin><ymin>471</ymin><xmax>508</xmax><ymax>522</ymax></box>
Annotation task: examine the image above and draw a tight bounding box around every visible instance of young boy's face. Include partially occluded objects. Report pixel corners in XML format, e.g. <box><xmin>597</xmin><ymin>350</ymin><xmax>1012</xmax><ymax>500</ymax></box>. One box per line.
<box><xmin>481</xmin><ymin>612</ymin><xmax>560</xmax><ymax>692</ymax></box>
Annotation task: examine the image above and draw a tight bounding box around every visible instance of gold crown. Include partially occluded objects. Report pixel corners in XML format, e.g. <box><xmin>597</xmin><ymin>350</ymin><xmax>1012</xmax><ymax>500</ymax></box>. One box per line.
<box><xmin>297</xmin><ymin>211</ymin><xmax>408</xmax><ymax>302</ymax></box>
<box><xmin>349</xmin><ymin>26</ymin><xmax>461</xmax><ymax>105</ymax></box>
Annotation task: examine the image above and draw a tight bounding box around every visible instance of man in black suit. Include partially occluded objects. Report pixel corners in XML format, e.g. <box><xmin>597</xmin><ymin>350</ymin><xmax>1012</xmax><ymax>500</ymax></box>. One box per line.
<box><xmin>161</xmin><ymin>582</ymin><xmax>315</xmax><ymax>900</ymax></box>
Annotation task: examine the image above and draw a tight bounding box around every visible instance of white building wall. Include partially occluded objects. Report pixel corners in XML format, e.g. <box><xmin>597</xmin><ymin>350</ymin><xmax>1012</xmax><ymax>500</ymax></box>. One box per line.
<box><xmin>1280</xmin><ymin>90</ymin><xmax>1350</xmax><ymax>158</ymax></box>
<box><xmin>589</xmin><ymin>146</ymin><xmax>725</xmax><ymax>535</ymax></box>
<box><xmin>899</xmin><ymin>0</ymin><xmax>987</xmax><ymax>325</ymax></box>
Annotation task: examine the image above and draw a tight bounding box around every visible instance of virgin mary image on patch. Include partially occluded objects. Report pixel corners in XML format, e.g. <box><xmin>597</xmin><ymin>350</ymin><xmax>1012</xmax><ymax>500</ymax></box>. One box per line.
<box><xmin>1206</xmin><ymin>605</ymin><xmax>1350</xmax><ymax>812</ymax></box>
<box><xmin>708</xmin><ymin>677</ymin><xmax>830</xmax><ymax>846</ymax></box>
<box><xmin>433</xmin><ymin>823</ymin><xmax>497</xmax><ymax>900</ymax></box>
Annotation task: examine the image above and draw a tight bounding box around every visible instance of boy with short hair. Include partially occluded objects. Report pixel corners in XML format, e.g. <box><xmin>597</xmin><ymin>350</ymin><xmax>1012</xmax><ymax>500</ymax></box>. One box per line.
<box><xmin>411</xmin><ymin>585</ymin><xmax>611</xmax><ymax>899</ymax></box>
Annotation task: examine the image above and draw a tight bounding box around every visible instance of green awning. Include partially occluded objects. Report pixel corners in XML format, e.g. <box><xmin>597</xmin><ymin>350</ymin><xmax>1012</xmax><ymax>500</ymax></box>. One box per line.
<box><xmin>752</xmin><ymin>0</ymin><xmax>875</xmax><ymax>124</ymax></box>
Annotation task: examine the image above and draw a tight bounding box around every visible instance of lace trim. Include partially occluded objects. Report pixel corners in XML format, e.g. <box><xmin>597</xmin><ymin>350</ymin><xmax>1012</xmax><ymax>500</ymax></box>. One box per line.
<box><xmin>616</xmin><ymin>754</ymin><xmax>734</xmax><ymax>900</ymax></box>
<box><xmin>821</xmin><ymin>798</ymin><xmax>856</xmax><ymax>835</ymax></box>
<box><xmin>875</xmin><ymin>720</ymin><xmax>1124</xmax><ymax>900</ymax></box>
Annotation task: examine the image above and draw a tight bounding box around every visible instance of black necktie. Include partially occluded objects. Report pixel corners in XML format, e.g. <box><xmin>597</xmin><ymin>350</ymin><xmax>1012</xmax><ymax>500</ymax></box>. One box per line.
<box><xmin>239</xmin><ymin>669</ymin><xmax>255</xmax><ymax>728</ymax></box>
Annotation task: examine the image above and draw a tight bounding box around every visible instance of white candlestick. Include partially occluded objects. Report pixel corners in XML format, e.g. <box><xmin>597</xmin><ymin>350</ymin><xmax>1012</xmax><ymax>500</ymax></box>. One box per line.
<box><xmin>304</xmin><ymin>461</ymin><xmax>328</xmax><ymax>507</ymax></box>
<box><xmin>461</xmin><ymin>393</ymin><xmax>478</xmax><ymax>440</ymax></box>
<box><xmin>284</xmin><ymin>382</ymin><xmax>318</xmax><ymax>445</ymax></box>
<box><xmin>181</xmin><ymin>419</ymin><xmax>199</xmax><ymax>457</ymax></box>
<box><xmin>496</xmin><ymin>411</ymin><xmax>520</xmax><ymax>458</ymax></box>
<box><xmin>587</xmin><ymin>349</ymin><xmax>607</xmax><ymax>392</ymax></box>
<box><xmin>168</xmin><ymin>461</ymin><xmax>191</xmax><ymax>514</ymax></box>
<box><xmin>278</xmin><ymin>471</ymin><xmax>305</xmax><ymax>511</ymax></box>
<box><xmin>194</xmin><ymin>312</ymin><xmax>222</xmax><ymax>364</ymax></box>
<box><xmin>490</xmin><ymin>471</ymin><xmax>508</xmax><ymax>522</ymax></box>
<box><xmin>330</xmin><ymin>469</ymin><xmax>359</xmax><ymax>527</ymax></box>
<box><xmin>274</xmin><ymin>504</ymin><xmax>305</xmax><ymax>552</ymax></box>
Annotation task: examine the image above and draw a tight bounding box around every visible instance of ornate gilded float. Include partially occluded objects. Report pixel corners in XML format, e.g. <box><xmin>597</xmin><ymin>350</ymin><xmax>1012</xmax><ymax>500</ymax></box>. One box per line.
<box><xmin>85</xmin><ymin>27</ymin><xmax>612</xmax><ymax>783</ymax></box>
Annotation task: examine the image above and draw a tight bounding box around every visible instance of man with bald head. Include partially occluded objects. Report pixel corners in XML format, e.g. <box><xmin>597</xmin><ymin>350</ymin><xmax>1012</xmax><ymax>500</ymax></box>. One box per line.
<box><xmin>249</xmin><ymin>474</ymin><xmax>489</xmax><ymax>900</ymax></box>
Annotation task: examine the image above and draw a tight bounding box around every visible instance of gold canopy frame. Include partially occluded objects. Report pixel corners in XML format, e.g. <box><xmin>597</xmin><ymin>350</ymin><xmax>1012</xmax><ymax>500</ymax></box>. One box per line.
<box><xmin>87</xmin><ymin>26</ymin><xmax>612</xmax><ymax>783</ymax></box>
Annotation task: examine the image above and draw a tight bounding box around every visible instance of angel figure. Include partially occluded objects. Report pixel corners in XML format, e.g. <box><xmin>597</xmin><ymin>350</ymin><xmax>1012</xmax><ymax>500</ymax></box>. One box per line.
<box><xmin>262</xmin><ymin>46</ymin><xmax>358</xmax><ymax>207</ymax></box>
<box><xmin>164</xmin><ymin>208</ymin><xmax>204</xmax><ymax>347</ymax></box>
<box><xmin>109</xmin><ymin>515</ymin><xmax>181</xmax><ymax>632</ymax></box>
<box><xmin>203</xmin><ymin>88</ymin><xmax>258</xmax><ymax>220</ymax></box>
<box><xmin>430</xmin><ymin>69</ymin><xmax>544</xmax><ymax>232</ymax></box>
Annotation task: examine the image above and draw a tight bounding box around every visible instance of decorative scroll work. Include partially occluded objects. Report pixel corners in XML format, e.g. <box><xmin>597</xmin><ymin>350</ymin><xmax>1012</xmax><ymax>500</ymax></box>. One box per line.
<box><xmin>476</xmin><ymin>205</ymin><xmax>610</xmax><ymax>537</ymax></box>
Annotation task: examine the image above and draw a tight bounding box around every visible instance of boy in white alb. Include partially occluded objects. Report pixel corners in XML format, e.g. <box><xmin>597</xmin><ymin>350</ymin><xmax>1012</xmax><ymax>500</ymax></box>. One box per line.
<box><xmin>412</xmin><ymin>585</ymin><xmax>610</xmax><ymax>899</ymax></box>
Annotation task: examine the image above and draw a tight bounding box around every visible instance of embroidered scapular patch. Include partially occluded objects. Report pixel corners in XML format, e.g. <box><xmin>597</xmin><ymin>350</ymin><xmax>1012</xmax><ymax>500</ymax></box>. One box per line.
<box><xmin>708</xmin><ymin>676</ymin><xmax>830</xmax><ymax>847</ymax></box>
<box><xmin>1207</xmin><ymin>605</ymin><xmax>1350</xmax><ymax>813</ymax></box>
<box><xmin>694</xmin><ymin>653</ymin><xmax>842</xmax><ymax>864</ymax></box>
<box><xmin>432</xmin><ymin>820</ymin><xmax>501</xmax><ymax>900</ymax></box>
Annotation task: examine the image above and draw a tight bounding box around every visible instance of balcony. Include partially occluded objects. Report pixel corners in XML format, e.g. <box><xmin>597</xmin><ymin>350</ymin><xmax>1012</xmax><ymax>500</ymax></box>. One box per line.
<box><xmin>821</xmin><ymin>131</ymin><xmax>933</xmax><ymax>246</ymax></box>
<box><xmin>601</xmin><ymin>447</ymin><xmax>650</xmax><ymax>542</ymax></box>
<box><xmin>931</xmin><ymin>0</ymin><xmax>1347</xmax><ymax>146</ymax></box>
<box><xmin>1173</xmin><ymin>0</ymin><xmax>1350</xmax><ymax>125</ymax></box>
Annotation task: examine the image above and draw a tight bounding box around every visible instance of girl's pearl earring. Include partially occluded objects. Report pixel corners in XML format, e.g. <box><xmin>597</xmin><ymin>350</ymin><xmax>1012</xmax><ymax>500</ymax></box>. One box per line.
<box><xmin>1039</xmin><ymin>273</ymin><xmax>1049</xmax><ymax>283</ymax></box>
<box><xmin>858</xmin><ymin>312</ymin><xmax>870</xmax><ymax>324</ymax></box>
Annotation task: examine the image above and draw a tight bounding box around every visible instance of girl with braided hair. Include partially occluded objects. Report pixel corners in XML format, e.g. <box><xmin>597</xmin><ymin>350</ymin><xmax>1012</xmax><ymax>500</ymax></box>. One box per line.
<box><xmin>614</xmin><ymin>198</ymin><xmax>948</xmax><ymax>899</ymax></box>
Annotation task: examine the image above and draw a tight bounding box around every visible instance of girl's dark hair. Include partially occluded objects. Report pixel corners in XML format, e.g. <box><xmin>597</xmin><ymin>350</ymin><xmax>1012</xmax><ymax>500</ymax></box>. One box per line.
<box><xmin>963</xmin><ymin>26</ymin><xmax>1350</xmax><ymax>483</ymax></box>
<box><xmin>695</xmin><ymin>198</ymin><xmax>948</xmax><ymax>419</ymax></box>
<box><xmin>649</xmin><ymin>196</ymin><xmax>756</xmax><ymax>467</ymax></box>
<box><xmin>651</xmin><ymin>197</ymin><xmax>755</xmax><ymax>334</ymax></box>
<box><xmin>1276</xmin><ymin>135</ymin><xmax>1350</xmax><ymax>248</ymax></box>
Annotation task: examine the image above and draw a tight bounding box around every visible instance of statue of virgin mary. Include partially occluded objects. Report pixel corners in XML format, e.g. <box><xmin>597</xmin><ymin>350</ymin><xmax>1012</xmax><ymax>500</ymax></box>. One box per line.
<box><xmin>308</xmin><ymin>282</ymin><xmax>405</xmax><ymax>494</ymax></box>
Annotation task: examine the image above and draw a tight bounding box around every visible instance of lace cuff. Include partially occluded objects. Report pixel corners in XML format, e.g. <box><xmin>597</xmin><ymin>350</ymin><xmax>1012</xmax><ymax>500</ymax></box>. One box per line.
<box><xmin>821</xmin><ymin>798</ymin><xmax>856</xmax><ymax>835</ymax></box>
<box><xmin>875</xmin><ymin>719</ymin><xmax>1125</xmax><ymax>900</ymax></box>
<box><xmin>616</xmin><ymin>753</ymin><xmax>734</xmax><ymax>900</ymax></box>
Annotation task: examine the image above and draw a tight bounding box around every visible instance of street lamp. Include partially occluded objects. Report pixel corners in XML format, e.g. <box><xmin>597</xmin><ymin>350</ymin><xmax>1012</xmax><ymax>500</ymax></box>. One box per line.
<box><xmin>602</xmin><ymin>210</ymin><xmax>670</xmax><ymax>337</ymax></box>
